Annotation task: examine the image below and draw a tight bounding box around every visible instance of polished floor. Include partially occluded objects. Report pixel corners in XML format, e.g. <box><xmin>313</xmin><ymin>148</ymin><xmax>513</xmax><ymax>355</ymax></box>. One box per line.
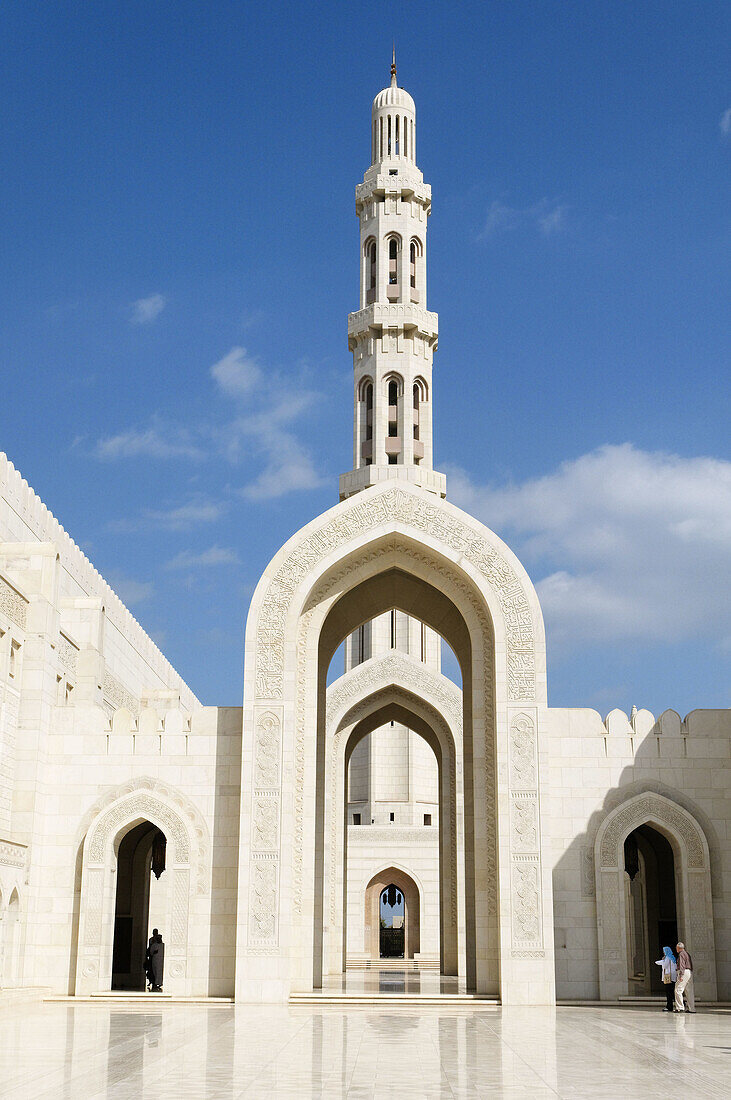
<box><xmin>0</xmin><ymin>999</ymin><xmax>728</xmax><ymax>1099</ymax></box>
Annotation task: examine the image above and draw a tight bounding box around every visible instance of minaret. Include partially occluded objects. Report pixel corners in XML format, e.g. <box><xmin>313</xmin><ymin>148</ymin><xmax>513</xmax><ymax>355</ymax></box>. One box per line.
<box><xmin>339</xmin><ymin>55</ymin><xmax>446</xmax><ymax>500</ymax></box>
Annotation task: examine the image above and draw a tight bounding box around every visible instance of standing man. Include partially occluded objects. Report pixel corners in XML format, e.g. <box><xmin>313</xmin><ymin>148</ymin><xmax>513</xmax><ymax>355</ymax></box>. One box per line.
<box><xmin>674</xmin><ymin>941</ymin><xmax>695</xmax><ymax>1013</ymax></box>
<box><xmin>145</xmin><ymin>928</ymin><xmax>165</xmax><ymax>993</ymax></box>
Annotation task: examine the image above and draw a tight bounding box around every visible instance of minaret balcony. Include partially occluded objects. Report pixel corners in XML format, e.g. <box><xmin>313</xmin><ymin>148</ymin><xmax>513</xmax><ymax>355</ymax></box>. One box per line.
<box><xmin>356</xmin><ymin>174</ymin><xmax>430</xmax><ymax>211</ymax></box>
<box><xmin>348</xmin><ymin>303</ymin><xmax>438</xmax><ymax>344</ymax></box>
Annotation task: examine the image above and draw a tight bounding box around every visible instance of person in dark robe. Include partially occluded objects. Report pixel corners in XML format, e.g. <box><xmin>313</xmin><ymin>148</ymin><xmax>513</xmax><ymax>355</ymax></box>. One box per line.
<box><xmin>145</xmin><ymin>928</ymin><xmax>165</xmax><ymax>992</ymax></box>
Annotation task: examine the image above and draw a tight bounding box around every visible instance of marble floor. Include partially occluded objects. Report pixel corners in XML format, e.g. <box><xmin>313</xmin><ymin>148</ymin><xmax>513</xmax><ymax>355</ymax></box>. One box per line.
<box><xmin>0</xmin><ymin>1000</ymin><xmax>728</xmax><ymax>1099</ymax></box>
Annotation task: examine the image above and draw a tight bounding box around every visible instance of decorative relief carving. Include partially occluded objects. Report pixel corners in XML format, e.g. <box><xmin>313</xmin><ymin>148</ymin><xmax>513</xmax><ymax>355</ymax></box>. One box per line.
<box><xmin>171</xmin><ymin>869</ymin><xmax>190</xmax><ymax>954</ymax></box>
<box><xmin>509</xmin><ymin>713</ymin><xmax>536</xmax><ymax>789</ymax></box>
<box><xmin>252</xmin><ymin>795</ymin><xmax>279</xmax><ymax>851</ymax></box>
<box><xmin>581</xmin><ymin>847</ymin><xmax>595</xmax><ymax>899</ymax></box>
<box><xmin>84</xmin><ymin>867</ymin><xmax>103</xmax><ymax>947</ymax></box>
<box><xmin>599</xmin><ymin>795</ymin><xmax>705</xmax><ymax>869</ymax></box>
<box><xmin>57</xmin><ymin>633</ymin><xmax>78</xmax><ymax>676</ymax></box>
<box><xmin>0</xmin><ymin>575</ymin><xmax>27</xmax><ymax>629</ymax></box>
<box><xmin>254</xmin><ymin>711</ymin><xmax>281</xmax><ymax>788</ymax></box>
<box><xmin>255</xmin><ymin>485</ymin><xmax>536</xmax><ymax>702</ymax></box>
<box><xmin>0</xmin><ymin>840</ymin><xmax>27</xmax><ymax>868</ymax></box>
<box><xmin>511</xmin><ymin>950</ymin><xmax>546</xmax><ymax>959</ymax></box>
<box><xmin>511</xmin><ymin>860</ymin><xmax>541</xmax><ymax>943</ymax></box>
<box><xmin>77</xmin><ymin>776</ymin><xmax>210</xmax><ymax>895</ymax></box>
<box><xmin>599</xmin><ymin>871</ymin><xmax>622</xmax><ymax>961</ymax></box>
<box><xmin>249</xmin><ymin>862</ymin><xmax>277</xmax><ymax>940</ymax></box>
<box><xmin>510</xmin><ymin>798</ymin><xmax>538</xmax><ymax>852</ymax></box>
<box><xmin>88</xmin><ymin>793</ymin><xmax>190</xmax><ymax>863</ymax></box>
<box><xmin>327</xmin><ymin>651</ymin><xmax>462</xmax><ymax>734</ymax></box>
<box><xmin>103</xmin><ymin>671</ymin><xmax>139</xmax><ymax>716</ymax></box>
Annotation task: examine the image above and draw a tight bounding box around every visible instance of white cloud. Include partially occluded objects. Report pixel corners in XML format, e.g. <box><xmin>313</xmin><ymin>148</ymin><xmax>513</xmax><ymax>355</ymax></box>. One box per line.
<box><xmin>131</xmin><ymin>293</ymin><xmax>166</xmax><ymax>324</ymax></box>
<box><xmin>448</xmin><ymin>444</ymin><xmax>731</xmax><ymax>649</ymax></box>
<box><xmin>479</xmin><ymin>198</ymin><xmax>569</xmax><ymax>240</ymax></box>
<box><xmin>108</xmin><ymin>575</ymin><xmax>154</xmax><ymax>606</ymax></box>
<box><xmin>537</xmin><ymin>203</ymin><xmax>568</xmax><ymax>236</ymax></box>
<box><xmin>165</xmin><ymin>545</ymin><xmax>241</xmax><ymax>570</ymax></box>
<box><xmin>720</xmin><ymin>107</ymin><xmax>731</xmax><ymax>135</ymax></box>
<box><xmin>145</xmin><ymin>500</ymin><xmax>225</xmax><ymax>530</ymax></box>
<box><xmin>95</xmin><ymin>427</ymin><xmax>202</xmax><ymax>460</ymax></box>
<box><xmin>210</xmin><ymin>346</ymin><xmax>261</xmax><ymax>397</ymax></box>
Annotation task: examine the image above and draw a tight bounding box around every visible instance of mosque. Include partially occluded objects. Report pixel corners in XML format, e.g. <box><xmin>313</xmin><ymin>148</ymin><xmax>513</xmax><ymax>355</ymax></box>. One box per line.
<box><xmin>0</xmin><ymin>60</ymin><xmax>728</xmax><ymax>1006</ymax></box>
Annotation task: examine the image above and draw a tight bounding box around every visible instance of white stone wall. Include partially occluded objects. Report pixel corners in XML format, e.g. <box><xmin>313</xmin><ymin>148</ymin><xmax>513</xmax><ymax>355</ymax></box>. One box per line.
<box><xmin>544</xmin><ymin>706</ymin><xmax>731</xmax><ymax>1001</ymax></box>
<box><xmin>345</xmin><ymin>826</ymin><xmax>440</xmax><ymax>964</ymax></box>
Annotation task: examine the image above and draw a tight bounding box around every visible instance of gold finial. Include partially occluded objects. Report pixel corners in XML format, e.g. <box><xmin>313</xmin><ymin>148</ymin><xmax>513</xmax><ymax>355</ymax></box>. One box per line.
<box><xmin>390</xmin><ymin>43</ymin><xmax>397</xmax><ymax>86</ymax></box>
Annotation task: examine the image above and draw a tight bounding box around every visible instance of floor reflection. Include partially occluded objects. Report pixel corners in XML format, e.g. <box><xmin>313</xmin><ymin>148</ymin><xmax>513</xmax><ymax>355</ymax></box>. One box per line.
<box><xmin>0</xmin><ymin>1000</ymin><xmax>728</xmax><ymax>1099</ymax></box>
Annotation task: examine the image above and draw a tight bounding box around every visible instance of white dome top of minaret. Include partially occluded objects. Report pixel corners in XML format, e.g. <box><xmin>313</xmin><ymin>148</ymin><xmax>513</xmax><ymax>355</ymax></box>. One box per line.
<box><xmin>372</xmin><ymin>47</ymin><xmax>415</xmax><ymax>113</ymax></box>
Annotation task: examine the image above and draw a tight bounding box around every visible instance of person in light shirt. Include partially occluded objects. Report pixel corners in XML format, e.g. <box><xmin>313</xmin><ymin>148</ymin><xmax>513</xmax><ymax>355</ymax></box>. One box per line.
<box><xmin>674</xmin><ymin>941</ymin><xmax>696</xmax><ymax>1013</ymax></box>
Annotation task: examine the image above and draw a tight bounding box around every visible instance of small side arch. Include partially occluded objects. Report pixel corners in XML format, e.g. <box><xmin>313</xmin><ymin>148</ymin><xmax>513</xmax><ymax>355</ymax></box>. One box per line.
<box><xmin>594</xmin><ymin>791</ymin><xmax>717</xmax><ymax>1001</ymax></box>
<box><xmin>363</xmin><ymin>865</ymin><xmax>422</xmax><ymax>961</ymax></box>
<box><xmin>75</xmin><ymin>779</ymin><xmax>209</xmax><ymax>996</ymax></box>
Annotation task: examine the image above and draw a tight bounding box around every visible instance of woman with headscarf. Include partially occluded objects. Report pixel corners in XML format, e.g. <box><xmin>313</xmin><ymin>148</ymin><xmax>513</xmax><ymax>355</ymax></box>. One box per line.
<box><xmin>655</xmin><ymin>945</ymin><xmax>677</xmax><ymax>1011</ymax></box>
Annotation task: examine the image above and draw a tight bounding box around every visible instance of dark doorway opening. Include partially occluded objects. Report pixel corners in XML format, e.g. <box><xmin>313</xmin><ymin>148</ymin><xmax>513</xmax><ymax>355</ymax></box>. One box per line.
<box><xmin>624</xmin><ymin>824</ymin><xmax>677</xmax><ymax>995</ymax></box>
<box><xmin>111</xmin><ymin>821</ymin><xmax>164</xmax><ymax>991</ymax></box>
<box><xmin>380</xmin><ymin>884</ymin><xmax>405</xmax><ymax>958</ymax></box>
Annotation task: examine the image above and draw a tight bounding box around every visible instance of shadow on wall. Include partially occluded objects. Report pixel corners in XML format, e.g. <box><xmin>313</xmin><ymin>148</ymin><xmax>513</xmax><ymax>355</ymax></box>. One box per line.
<box><xmin>552</xmin><ymin>708</ymin><xmax>725</xmax><ymax>1002</ymax></box>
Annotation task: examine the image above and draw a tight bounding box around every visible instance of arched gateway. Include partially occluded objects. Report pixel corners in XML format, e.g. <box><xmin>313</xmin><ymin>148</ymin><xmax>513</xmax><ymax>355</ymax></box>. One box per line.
<box><xmin>236</xmin><ymin>482</ymin><xmax>553</xmax><ymax>1003</ymax></box>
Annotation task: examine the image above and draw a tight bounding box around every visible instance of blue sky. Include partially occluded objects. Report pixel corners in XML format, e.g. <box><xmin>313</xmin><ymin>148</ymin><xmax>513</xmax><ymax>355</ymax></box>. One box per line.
<box><xmin>1</xmin><ymin>1</ymin><xmax>729</xmax><ymax>714</ymax></box>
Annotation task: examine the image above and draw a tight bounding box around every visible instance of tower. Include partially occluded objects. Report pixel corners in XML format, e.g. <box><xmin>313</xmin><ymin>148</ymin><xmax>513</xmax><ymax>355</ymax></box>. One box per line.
<box><xmin>339</xmin><ymin>53</ymin><xmax>446</xmax><ymax>500</ymax></box>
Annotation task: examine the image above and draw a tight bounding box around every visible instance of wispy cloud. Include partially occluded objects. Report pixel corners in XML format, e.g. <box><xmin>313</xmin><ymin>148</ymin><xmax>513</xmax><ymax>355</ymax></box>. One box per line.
<box><xmin>210</xmin><ymin>347</ymin><xmax>326</xmax><ymax>499</ymax></box>
<box><xmin>165</xmin><ymin>545</ymin><xmax>241</xmax><ymax>570</ymax></box>
<box><xmin>109</xmin><ymin>497</ymin><xmax>227</xmax><ymax>532</ymax></box>
<box><xmin>96</xmin><ymin>426</ymin><xmax>203</xmax><ymax>461</ymax></box>
<box><xmin>720</xmin><ymin>107</ymin><xmax>731</xmax><ymax>136</ymax></box>
<box><xmin>107</xmin><ymin>574</ymin><xmax>154</xmax><ymax>606</ymax></box>
<box><xmin>479</xmin><ymin>198</ymin><xmax>569</xmax><ymax>240</ymax></box>
<box><xmin>210</xmin><ymin>346</ymin><xmax>262</xmax><ymax>397</ymax></box>
<box><xmin>448</xmin><ymin>444</ymin><xmax>731</xmax><ymax>651</ymax></box>
<box><xmin>131</xmin><ymin>293</ymin><xmax>166</xmax><ymax>324</ymax></box>
<box><xmin>93</xmin><ymin>342</ymin><xmax>325</xmax><ymax>499</ymax></box>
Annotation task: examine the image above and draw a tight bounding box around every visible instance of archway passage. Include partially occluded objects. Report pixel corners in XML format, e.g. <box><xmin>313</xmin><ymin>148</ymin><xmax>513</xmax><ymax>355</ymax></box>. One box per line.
<box><xmin>111</xmin><ymin>821</ymin><xmax>168</xmax><ymax>991</ymax></box>
<box><xmin>380</xmin><ymin>885</ymin><xmax>405</xmax><ymax>958</ymax></box>
<box><xmin>624</xmin><ymin>825</ymin><xmax>677</xmax><ymax>996</ymax></box>
<box><xmin>365</xmin><ymin>868</ymin><xmax>420</xmax><ymax>962</ymax></box>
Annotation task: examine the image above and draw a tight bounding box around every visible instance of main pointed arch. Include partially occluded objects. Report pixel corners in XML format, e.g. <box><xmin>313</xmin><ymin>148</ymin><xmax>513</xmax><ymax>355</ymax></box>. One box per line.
<box><xmin>237</xmin><ymin>480</ymin><xmax>552</xmax><ymax>1004</ymax></box>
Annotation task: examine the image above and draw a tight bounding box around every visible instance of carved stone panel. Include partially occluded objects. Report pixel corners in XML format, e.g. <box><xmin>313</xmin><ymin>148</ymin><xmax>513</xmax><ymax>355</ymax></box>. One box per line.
<box><xmin>248</xmin><ymin>862</ymin><xmax>278</xmax><ymax>941</ymax></box>
<box><xmin>171</xmin><ymin>868</ymin><xmax>190</xmax><ymax>956</ymax></box>
<box><xmin>511</xmin><ymin>858</ymin><xmax>541</xmax><ymax>944</ymax></box>
<box><xmin>509</xmin><ymin>713</ymin><xmax>536</xmax><ymax>790</ymax></box>
<box><xmin>254</xmin><ymin>710</ymin><xmax>281</xmax><ymax>789</ymax></box>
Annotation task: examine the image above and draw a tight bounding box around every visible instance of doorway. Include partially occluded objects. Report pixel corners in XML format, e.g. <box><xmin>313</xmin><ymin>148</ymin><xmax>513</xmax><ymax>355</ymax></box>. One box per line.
<box><xmin>111</xmin><ymin>821</ymin><xmax>168</xmax><ymax>991</ymax></box>
<box><xmin>380</xmin><ymin>884</ymin><xmax>405</xmax><ymax>958</ymax></box>
<box><xmin>624</xmin><ymin>824</ymin><xmax>677</xmax><ymax>995</ymax></box>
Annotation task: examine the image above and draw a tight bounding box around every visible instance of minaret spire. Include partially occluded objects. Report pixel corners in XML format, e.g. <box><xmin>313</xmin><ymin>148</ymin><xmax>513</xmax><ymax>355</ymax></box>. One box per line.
<box><xmin>339</xmin><ymin>65</ymin><xmax>446</xmax><ymax>500</ymax></box>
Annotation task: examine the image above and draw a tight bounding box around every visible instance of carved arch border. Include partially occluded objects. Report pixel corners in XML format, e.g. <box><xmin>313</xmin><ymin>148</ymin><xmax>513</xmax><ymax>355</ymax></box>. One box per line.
<box><xmin>76</xmin><ymin>775</ymin><xmax>210</xmax><ymax>896</ymax></box>
<box><xmin>594</xmin><ymin>791</ymin><xmax>717</xmax><ymax>1001</ymax></box>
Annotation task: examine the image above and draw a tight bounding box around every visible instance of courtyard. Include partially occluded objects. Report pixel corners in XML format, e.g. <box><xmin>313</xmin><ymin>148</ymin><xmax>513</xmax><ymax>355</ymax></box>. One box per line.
<box><xmin>0</xmin><ymin>1000</ymin><xmax>728</xmax><ymax>1099</ymax></box>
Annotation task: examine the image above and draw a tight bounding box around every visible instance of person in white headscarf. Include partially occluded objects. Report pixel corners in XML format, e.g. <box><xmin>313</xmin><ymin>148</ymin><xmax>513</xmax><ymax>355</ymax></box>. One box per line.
<box><xmin>655</xmin><ymin>946</ymin><xmax>677</xmax><ymax>1012</ymax></box>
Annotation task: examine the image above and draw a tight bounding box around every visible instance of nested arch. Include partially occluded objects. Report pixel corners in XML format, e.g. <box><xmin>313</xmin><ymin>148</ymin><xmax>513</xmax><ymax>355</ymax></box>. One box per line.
<box><xmin>364</xmin><ymin>865</ymin><xmax>421</xmax><ymax>960</ymax></box>
<box><xmin>324</xmin><ymin>672</ymin><xmax>463</xmax><ymax>977</ymax></box>
<box><xmin>594</xmin><ymin>791</ymin><xmax>716</xmax><ymax>1001</ymax></box>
